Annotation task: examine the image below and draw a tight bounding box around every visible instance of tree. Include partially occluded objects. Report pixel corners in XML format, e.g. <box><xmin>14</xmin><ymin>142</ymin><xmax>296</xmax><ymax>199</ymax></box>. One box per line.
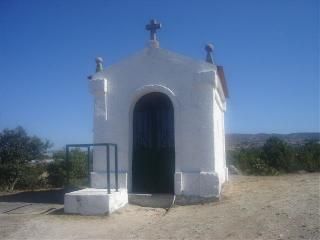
<box><xmin>0</xmin><ymin>126</ymin><xmax>51</xmax><ymax>191</ymax></box>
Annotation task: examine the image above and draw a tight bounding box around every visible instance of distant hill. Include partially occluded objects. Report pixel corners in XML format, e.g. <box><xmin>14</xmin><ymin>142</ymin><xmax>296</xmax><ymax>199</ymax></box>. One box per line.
<box><xmin>226</xmin><ymin>133</ymin><xmax>320</xmax><ymax>150</ymax></box>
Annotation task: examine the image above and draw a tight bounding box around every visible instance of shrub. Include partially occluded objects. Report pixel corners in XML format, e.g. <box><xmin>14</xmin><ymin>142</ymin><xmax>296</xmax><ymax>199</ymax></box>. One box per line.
<box><xmin>227</xmin><ymin>137</ymin><xmax>320</xmax><ymax>175</ymax></box>
<box><xmin>228</xmin><ymin>148</ymin><xmax>278</xmax><ymax>175</ymax></box>
<box><xmin>16</xmin><ymin>164</ymin><xmax>48</xmax><ymax>190</ymax></box>
<box><xmin>46</xmin><ymin>159</ymin><xmax>66</xmax><ymax>187</ymax></box>
<box><xmin>46</xmin><ymin>148</ymin><xmax>89</xmax><ymax>188</ymax></box>
<box><xmin>297</xmin><ymin>141</ymin><xmax>320</xmax><ymax>172</ymax></box>
<box><xmin>261</xmin><ymin>137</ymin><xmax>294</xmax><ymax>172</ymax></box>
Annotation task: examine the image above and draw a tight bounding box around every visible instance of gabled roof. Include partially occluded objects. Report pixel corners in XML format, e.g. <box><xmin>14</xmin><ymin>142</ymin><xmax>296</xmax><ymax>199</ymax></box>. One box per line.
<box><xmin>105</xmin><ymin>46</ymin><xmax>216</xmax><ymax>74</ymax></box>
<box><xmin>92</xmin><ymin>45</ymin><xmax>229</xmax><ymax>99</ymax></box>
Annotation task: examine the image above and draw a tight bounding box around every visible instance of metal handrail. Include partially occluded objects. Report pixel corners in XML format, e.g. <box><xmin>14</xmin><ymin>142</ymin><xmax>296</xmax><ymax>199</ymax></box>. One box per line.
<box><xmin>65</xmin><ymin>143</ymin><xmax>118</xmax><ymax>194</ymax></box>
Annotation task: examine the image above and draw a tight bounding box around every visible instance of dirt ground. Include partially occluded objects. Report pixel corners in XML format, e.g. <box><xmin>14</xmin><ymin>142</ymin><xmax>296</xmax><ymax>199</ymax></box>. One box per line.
<box><xmin>0</xmin><ymin>173</ymin><xmax>319</xmax><ymax>240</ymax></box>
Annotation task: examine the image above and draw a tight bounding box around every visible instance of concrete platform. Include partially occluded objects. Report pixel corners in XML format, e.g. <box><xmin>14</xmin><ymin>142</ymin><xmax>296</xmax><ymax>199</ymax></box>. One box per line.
<box><xmin>64</xmin><ymin>188</ymin><xmax>128</xmax><ymax>215</ymax></box>
<box><xmin>128</xmin><ymin>194</ymin><xmax>174</xmax><ymax>208</ymax></box>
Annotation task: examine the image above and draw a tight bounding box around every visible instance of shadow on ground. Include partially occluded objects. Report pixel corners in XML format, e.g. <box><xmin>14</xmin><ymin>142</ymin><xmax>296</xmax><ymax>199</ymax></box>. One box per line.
<box><xmin>0</xmin><ymin>188</ymin><xmax>79</xmax><ymax>204</ymax></box>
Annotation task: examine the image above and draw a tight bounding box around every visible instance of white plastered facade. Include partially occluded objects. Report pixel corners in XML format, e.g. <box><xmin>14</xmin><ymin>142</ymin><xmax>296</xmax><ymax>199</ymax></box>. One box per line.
<box><xmin>89</xmin><ymin>42</ymin><xmax>228</xmax><ymax>199</ymax></box>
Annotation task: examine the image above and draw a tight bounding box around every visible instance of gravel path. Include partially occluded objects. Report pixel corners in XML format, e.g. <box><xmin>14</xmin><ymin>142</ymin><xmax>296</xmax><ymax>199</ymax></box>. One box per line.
<box><xmin>1</xmin><ymin>173</ymin><xmax>319</xmax><ymax>240</ymax></box>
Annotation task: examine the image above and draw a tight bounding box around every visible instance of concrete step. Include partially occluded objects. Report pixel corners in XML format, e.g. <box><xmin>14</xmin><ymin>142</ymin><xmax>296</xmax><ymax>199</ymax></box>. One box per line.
<box><xmin>128</xmin><ymin>193</ymin><xmax>175</xmax><ymax>208</ymax></box>
<box><xmin>64</xmin><ymin>188</ymin><xmax>128</xmax><ymax>215</ymax></box>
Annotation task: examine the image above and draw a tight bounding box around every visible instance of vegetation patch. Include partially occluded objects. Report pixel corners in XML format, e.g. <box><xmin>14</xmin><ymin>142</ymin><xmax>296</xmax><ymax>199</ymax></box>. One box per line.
<box><xmin>228</xmin><ymin>137</ymin><xmax>320</xmax><ymax>175</ymax></box>
<box><xmin>0</xmin><ymin>127</ymin><xmax>89</xmax><ymax>191</ymax></box>
<box><xmin>0</xmin><ymin>127</ymin><xmax>319</xmax><ymax>190</ymax></box>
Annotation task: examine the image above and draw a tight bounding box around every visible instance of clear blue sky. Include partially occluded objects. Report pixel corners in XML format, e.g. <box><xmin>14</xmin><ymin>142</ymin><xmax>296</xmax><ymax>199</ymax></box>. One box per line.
<box><xmin>0</xmin><ymin>0</ymin><xmax>319</xmax><ymax>149</ymax></box>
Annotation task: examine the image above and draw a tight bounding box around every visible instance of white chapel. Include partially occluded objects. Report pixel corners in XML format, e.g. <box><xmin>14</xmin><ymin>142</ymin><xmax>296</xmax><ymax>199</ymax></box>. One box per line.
<box><xmin>65</xmin><ymin>19</ymin><xmax>229</xmax><ymax>215</ymax></box>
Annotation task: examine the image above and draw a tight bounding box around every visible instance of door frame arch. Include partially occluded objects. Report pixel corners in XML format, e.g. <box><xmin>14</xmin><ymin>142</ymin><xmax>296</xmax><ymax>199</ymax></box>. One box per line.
<box><xmin>128</xmin><ymin>84</ymin><xmax>179</xmax><ymax>193</ymax></box>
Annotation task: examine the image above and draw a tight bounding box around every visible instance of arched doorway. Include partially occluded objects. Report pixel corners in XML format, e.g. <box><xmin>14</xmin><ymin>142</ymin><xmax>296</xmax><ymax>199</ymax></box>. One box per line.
<box><xmin>132</xmin><ymin>92</ymin><xmax>175</xmax><ymax>193</ymax></box>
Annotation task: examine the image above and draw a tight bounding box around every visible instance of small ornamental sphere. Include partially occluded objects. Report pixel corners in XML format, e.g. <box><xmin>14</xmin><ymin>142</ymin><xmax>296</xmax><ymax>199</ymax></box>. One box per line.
<box><xmin>95</xmin><ymin>57</ymin><xmax>103</xmax><ymax>64</ymax></box>
<box><xmin>205</xmin><ymin>43</ymin><xmax>214</xmax><ymax>53</ymax></box>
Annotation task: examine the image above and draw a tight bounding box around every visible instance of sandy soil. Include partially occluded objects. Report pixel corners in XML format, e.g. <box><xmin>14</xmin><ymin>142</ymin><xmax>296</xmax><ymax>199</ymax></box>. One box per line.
<box><xmin>1</xmin><ymin>173</ymin><xmax>319</xmax><ymax>240</ymax></box>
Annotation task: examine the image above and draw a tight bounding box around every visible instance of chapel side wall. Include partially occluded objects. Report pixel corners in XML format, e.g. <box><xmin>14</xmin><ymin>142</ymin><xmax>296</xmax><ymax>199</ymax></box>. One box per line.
<box><xmin>174</xmin><ymin>82</ymin><xmax>219</xmax><ymax>197</ymax></box>
<box><xmin>185</xmin><ymin>80</ymin><xmax>215</xmax><ymax>172</ymax></box>
<box><xmin>213</xmin><ymin>88</ymin><xmax>227</xmax><ymax>185</ymax></box>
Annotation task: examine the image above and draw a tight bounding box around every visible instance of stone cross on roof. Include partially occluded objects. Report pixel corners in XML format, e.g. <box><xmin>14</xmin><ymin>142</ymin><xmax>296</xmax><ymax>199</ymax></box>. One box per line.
<box><xmin>145</xmin><ymin>19</ymin><xmax>162</xmax><ymax>41</ymax></box>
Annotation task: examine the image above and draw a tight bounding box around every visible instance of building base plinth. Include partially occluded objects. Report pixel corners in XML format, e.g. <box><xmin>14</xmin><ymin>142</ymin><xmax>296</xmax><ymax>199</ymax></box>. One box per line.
<box><xmin>175</xmin><ymin>194</ymin><xmax>219</xmax><ymax>205</ymax></box>
<box><xmin>64</xmin><ymin>188</ymin><xmax>128</xmax><ymax>215</ymax></box>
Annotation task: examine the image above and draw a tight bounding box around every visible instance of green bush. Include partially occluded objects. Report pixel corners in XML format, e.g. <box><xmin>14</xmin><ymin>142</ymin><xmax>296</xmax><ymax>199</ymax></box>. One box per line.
<box><xmin>228</xmin><ymin>148</ymin><xmax>278</xmax><ymax>175</ymax></box>
<box><xmin>227</xmin><ymin>137</ymin><xmax>320</xmax><ymax>175</ymax></box>
<box><xmin>68</xmin><ymin>149</ymin><xmax>89</xmax><ymax>187</ymax></box>
<box><xmin>297</xmin><ymin>141</ymin><xmax>320</xmax><ymax>172</ymax></box>
<box><xmin>46</xmin><ymin>149</ymin><xmax>89</xmax><ymax>188</ymax></box>
<box><xmin>261</xmin><ymin>137</ymin><xmax>294</xmax><ymax>172</ymax></box>
<box><xmin>46</xmin><ymin>159</ymin><xmax>66</xmax><ymax>187</ymax></box>
<box><xmin>16</xmin><ymin>164</ymin><xmax>48</xmax><ymax>190</ymax></box>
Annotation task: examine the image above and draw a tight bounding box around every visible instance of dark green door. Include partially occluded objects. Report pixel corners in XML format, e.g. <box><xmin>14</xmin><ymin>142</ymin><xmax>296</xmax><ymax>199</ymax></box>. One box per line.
<box><xmin>132</xmin><ymin>92</ymin><xmax>175</xmax><ymax>193</ymax></box>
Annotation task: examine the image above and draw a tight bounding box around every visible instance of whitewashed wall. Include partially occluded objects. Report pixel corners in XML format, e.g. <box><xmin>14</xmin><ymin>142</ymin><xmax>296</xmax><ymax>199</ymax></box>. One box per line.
<box><xmin>89</xmin><ymin>43</ymin><xmax>227</xmax><ymax>198</ymax></box>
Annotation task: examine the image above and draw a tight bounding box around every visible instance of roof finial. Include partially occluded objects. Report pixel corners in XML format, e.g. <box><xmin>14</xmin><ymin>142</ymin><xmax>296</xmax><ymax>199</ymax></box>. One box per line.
<box><xmin>95</xmin><ymin>57</ymin><xmax>104</xmax><ymax>72</ymax></box>
<box><xmin>205</xmin><ymin>43</ymin><xmax>214</xmax><ymax>64</ymax></box>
